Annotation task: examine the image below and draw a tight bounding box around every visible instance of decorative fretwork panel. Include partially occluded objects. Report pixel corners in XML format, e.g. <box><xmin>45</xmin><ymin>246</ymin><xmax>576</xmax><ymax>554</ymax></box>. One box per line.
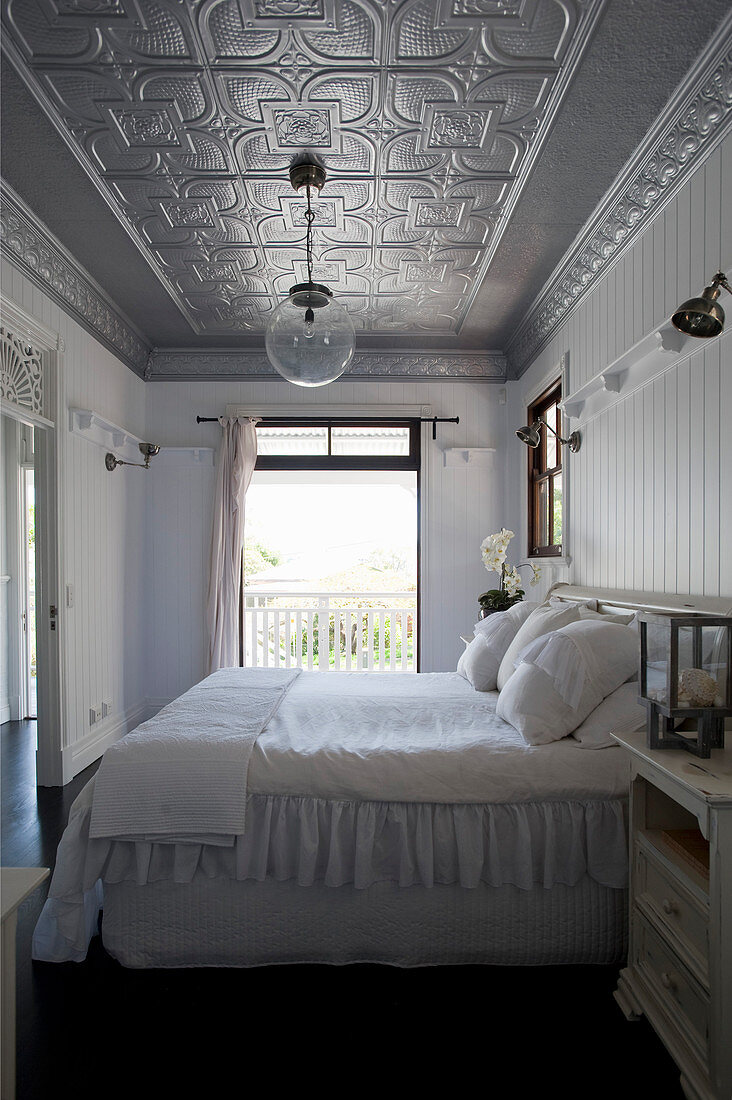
<box><xmin>0</xmin><ymin>326</ymin><xmax>45</xmax><ymax>418</ymax></box>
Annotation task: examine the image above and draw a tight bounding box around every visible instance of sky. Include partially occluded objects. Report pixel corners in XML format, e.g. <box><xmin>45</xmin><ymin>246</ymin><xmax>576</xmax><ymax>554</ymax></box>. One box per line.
<box><xmin>245</xmin><ymin>472</ymin><xmax>417</xmax><ymax>582</ymax></box>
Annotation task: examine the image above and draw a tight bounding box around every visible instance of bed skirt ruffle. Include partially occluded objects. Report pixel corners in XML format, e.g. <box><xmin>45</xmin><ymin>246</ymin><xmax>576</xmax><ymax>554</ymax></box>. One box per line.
<box><xmin>33</xmin><ymin>791</ymin><xmax>627</xmax><ymax>962</ymax></box>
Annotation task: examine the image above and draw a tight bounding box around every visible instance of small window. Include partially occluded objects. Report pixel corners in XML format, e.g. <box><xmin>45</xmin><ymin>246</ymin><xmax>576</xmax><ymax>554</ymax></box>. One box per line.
<box><xmin>255</xmin><ymin>421</ymin><xmax>419</xmax><ymax>471</ymax></box>
<box><xmin>527</xmin><ymin>381</ymin><xmax>563</xmax><ymax>557</ymax></box>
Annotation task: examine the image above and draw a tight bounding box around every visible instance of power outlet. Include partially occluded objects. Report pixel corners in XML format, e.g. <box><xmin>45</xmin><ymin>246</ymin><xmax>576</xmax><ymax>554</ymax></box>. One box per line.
<box><xmin>102</xmin><ymin>701</ymin><xmax>111</xmax><ymax>718</ymax></box>
<box><xmin>89</xmin><ymin>704</ymin><xmax>102</xmax><ymax>725</ymax></box>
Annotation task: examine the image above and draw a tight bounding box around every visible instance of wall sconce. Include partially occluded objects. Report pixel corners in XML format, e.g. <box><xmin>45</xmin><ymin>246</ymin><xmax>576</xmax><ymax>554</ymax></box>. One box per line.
<box><xmin>672</xmin><ymin>271</ymin><xmax>731</xmax><ymax>338</ymax></box>
<box><xmin>105</xmin><ymin>442</ymin><xmax>160</xmax><ymax>471</ymax></box>
<box><xmin>515</xmin><ymin>417</ymin><xmax>581</xmax><ymax>453</ymax></box>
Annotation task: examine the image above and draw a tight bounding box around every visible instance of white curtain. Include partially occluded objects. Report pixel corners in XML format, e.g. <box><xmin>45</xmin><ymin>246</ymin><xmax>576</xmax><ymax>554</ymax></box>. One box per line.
<box><xmin>206</xmin><ymin>417</ymin><xmax>259</xmax><ymax>673</ymax></box>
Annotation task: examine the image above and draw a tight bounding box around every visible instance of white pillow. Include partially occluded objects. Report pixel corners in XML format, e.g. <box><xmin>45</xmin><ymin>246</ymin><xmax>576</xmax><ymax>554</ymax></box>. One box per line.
<box><xmin>458</xmin><ymin>602</ymin><xmax>539</xmax><ymax>691</ymax></box>
<box><xmin>549</xmin><ymin>596</ymin><xmax>637</xmax><ymax>626</ymax></box>
<box><xmin>570</xmin><ymin>682</ymin><xmax>646</xmax><ymax>749</ymax></box>
<box><xmin>496</xmin><ymin>663</ymin><xmax>602</xmax><ymax>745</ymax></box>
<box><xmin>474</xmin><ymin>600</ymin><xmax>537</xmax><ymax>639</ymax></box>
<box><xmin>496</xmin><ymin>619</ymin><xmax>639</xmax><ymax>745</ymax></box>
<box><xmin>496</xmin><ymin>602</ymin><xmax>581</xmax><ymax>691</ymax></box>
<box><xmin>517</xmin><ymin>619</ymin><xmax>639</xmax><ymax>701</ymax></box>
<box><xmin>457</xmin><ymin>633</ymin><xmax>504</xmax><ymax>691</ymax></box>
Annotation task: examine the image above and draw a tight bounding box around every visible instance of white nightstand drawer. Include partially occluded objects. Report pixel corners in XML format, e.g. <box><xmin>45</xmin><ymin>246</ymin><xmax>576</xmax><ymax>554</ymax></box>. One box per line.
<box><xmin>635</xmin><ymin>842</ymin><xmax>709</xmax><ymax>987</ymax></box>
<box><xmin>633</xmin><ymin>912</ymin><xmax>710</xmax><ymax>1070</ymax></box>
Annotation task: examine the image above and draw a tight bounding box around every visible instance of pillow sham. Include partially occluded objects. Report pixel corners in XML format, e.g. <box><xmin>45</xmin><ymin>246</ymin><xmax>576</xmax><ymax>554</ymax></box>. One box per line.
<box><xmin>458</xmin><ymin>604</ymin><xmax>536</xmax><ymax>689</ymax></box>
<box><xmin>517</xmin><ymin>619</ymin><xmax>639</xmax><ymax>701</ymax></box>
<box><xmin>496</xmin><ymin>619</ymin><xmax>639</xmax><ymax>745</ymax></box>
<box><xmin>457</xmin><ymin>632</ymin><xmax>504</xmax><ymax>691</ymax></box>
<box><xmin>570</xmin><ymin>682</ymin><xmax>646</xmax><ymax>749</ymax></box>
<box><xmin>496</xmin><ymin>663</ymin><xmax>601</xmax><ymax>745</ymax></box>
<box><xmin>495</xmin><ymin>601</ymin><xmax>581</xmax><ymax>691</ymax></box>
<box><xmin>473</xmin><ymin>600</ymin><xmax>537</xmax><ymax>639</ymax></box>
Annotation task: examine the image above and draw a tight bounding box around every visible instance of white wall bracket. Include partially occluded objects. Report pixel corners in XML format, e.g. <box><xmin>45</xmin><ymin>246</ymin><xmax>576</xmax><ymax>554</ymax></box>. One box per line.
<box><xmin>560</xmin><ymin>321</ymin><xmax>700</xmax><ymax>424</ymax></box>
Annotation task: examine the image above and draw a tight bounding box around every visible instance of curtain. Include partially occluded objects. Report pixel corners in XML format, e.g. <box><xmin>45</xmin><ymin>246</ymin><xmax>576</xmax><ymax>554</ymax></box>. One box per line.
<box><xmin>206</xmin><ymin>417</ymin><xmax>258</xmax><ymax>674</ymax></box>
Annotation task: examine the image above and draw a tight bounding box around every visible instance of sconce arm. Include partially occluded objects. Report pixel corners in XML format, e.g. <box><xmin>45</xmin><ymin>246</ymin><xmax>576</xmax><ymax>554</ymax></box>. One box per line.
<box><xmin>712</xmin><ymin>272</ymin><xmax>732</xmax><ymax>296</ymax></box>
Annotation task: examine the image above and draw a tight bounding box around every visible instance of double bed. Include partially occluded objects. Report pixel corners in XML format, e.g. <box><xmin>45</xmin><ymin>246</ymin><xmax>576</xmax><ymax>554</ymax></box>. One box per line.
<box><xmin>32</xmin><ymin>586</ymin><xmax>729</xmax><ymax>970</ymax></box>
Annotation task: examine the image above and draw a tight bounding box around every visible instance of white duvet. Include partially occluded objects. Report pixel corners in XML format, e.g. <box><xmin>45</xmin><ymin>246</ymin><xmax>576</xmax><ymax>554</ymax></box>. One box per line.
<box><xmin>249</xmin><ymin>670</ymin><xmax>628</xmax><ymax>804</ymax></box>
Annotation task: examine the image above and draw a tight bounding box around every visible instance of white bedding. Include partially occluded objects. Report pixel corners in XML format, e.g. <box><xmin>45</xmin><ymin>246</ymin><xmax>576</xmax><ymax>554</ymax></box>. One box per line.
<box><xmin>249</xmin><ymin>671</ymin><xmax>628</xmax><ymax>804</ymax></box>
<box><xmin>90</xmin><ymin>668</ymin><xmax>299</xmax><ymax>838</ymax></box>
<box><xmin>32</xmin><ymin>667</ymin><xmax>631</xmax><ymax>964</ymax></box>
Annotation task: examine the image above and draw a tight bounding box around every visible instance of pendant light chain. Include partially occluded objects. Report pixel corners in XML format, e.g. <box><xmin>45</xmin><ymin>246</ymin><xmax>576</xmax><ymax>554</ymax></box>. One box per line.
<box><xmin>305</xmin><ymin>183</ymin><xmax>315</xmax><ymax>286</ymax></box>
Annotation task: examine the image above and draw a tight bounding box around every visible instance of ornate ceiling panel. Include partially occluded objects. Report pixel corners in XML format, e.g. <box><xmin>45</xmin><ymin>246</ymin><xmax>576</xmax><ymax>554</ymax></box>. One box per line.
<box><xmin>1</xmin><ymin>0</ymin><xmax>604</xmax><ymax>341</ymax></box>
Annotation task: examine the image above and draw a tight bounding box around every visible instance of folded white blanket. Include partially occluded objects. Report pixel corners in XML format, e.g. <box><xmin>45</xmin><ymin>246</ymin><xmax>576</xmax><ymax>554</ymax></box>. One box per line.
<box><xmin>89</xmin><ymin>668</ymin><xmax>300</xmax><ymax>839</ymax></box>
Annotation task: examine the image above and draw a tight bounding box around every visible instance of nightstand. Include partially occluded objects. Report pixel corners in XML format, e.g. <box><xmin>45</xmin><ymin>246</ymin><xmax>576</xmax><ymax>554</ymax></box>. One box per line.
<box><xmin>611</xmin><ymin>730</ymin><xmax>732</xmax><ymax>1100</ymax></box>
<box><xmin>1</xmin><ymin>867</ymin><xmax>50</xmax><ymax>1100</ymax></box>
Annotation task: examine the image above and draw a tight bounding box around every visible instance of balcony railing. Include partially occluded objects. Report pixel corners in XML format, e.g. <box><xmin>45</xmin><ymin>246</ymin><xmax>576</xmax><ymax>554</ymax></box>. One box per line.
<box><xmin>243</xmin><ymin>590</ymin><xmax>417</xmax><ymax>672</ymax></box>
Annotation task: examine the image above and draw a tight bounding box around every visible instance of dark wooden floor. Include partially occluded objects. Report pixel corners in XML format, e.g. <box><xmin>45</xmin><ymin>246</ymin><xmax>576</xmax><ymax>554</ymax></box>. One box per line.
<box><xmin>3</xmin><ymin>719</ymin><xmax>686</xmax><ymax>1100</ymax></box>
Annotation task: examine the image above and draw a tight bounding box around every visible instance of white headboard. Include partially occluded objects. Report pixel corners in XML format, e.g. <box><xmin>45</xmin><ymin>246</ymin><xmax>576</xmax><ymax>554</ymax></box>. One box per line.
<box><xmin>548</xmin><ymin>584</ymin><xmax>732</xmax><ymax>618</ymax></box>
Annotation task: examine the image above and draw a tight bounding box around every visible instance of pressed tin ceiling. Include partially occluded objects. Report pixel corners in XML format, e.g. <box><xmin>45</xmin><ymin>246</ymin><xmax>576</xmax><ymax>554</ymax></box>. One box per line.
<box><xmin>1</xmin><ymin>0</ymin><xmax>730</xmax><ymax>369</ymax></box>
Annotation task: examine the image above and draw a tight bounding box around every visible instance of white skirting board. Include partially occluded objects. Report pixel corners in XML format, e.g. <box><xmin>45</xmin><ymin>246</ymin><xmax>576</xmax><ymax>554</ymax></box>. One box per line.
<box><xmin>62</xmin><ymin>699</ymin><xmax>151</xmax><ymax>782</ymax></box>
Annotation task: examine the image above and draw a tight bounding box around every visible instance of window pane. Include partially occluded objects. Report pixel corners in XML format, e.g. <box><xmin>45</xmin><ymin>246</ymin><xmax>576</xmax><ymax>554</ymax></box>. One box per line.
<box><xmin>537</xmin><ymin>479</ymin><xmax>549</xmax><ymax>548</ymax></box>
<box><xmin>257</xmin><ymin>427</ymin><xmax>328</xmax><ymax>455</ymax></box>
<box><xmin>545</xmin><ymin>403</ymin><xmax>557</xmax><ymax>468</ymax></box>
<box><xmin>553</xmin><ymin>472</ymin><xmax>562</xmax><ymax>546</ymax></box>
<box><xmin>331</xmin><ymin>426</ymin><xmax>410</xmax><ymax>456</ymax></box>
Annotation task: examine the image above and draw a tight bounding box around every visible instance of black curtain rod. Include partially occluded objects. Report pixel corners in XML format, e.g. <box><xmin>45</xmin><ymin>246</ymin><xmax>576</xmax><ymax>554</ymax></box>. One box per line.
<box><xmin>196</xmin><ymin>415</ymin><xmax>459</xmax><ymax>439</ymax></box>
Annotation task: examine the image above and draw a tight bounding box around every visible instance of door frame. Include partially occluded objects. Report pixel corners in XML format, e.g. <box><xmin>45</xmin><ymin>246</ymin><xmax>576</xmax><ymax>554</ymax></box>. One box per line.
<box><xmin>1</xmin><ymin>295</ymin><xmax>65</xmax><ymax>785</ymax></box>
<box><xmin>19</xmin><ymin>441</ymin><xmax>35</xmax><ymax>718</ymax></box>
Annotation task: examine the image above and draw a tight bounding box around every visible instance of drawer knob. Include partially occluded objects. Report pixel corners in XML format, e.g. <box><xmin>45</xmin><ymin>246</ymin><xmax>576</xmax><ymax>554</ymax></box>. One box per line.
<box><xmin>661</xmin><ymin>971</ymin><xmax>677</xmax><ymax>992</ymax></box>
<box><xmin>662</xmin><ymin>898</ymin><xmax>678</xmax><ymax>916</ymax></box>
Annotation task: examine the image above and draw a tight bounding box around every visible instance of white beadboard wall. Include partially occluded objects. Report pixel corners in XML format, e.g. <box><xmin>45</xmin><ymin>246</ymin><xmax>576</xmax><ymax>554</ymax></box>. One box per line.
<box><xmin>504</xmin><ymin>131</ymin><xmax>732</xmax><ymax>600</ymax></box>
<box><xmin>1</xmin><ymin>257</ymin><xmax>149</xmax><ymax>778</ymax></box>
<box><xmin>144</xmin><ymin>377</ymin><xmax>506</xmax><ymax>698</ymax></box>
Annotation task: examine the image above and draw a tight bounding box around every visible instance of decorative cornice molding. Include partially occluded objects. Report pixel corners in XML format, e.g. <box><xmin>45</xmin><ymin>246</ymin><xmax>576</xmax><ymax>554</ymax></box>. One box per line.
<box><xmin>147</xmin><ymin>349</ymin><xmax>508</xmax><ymax>382</ymax></box>
<box><xmin>0</xmin><ymin>181</ymin><xmax>151</xmax><ymax>376</ymax></box>
<box><xmin>506</xmin><ymin>17</ymin><xmax>732</xmax><ymax>378</ymax></box>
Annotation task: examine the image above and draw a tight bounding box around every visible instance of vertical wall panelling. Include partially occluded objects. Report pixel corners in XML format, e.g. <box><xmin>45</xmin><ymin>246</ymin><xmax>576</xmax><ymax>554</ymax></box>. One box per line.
<box><xmin>1</xmin><ymin>259</ymin><xmax>148</xmax><ymax>782</ymax></box>
<box><xmin>505</xmin><ymin>133</ymin><xmax>731</xmax><ymax>602</ymax></box>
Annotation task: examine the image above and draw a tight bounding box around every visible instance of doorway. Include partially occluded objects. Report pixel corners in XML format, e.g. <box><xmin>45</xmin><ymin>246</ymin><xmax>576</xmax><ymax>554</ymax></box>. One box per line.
<box><xmin>21</xmin><ymin>459</ymin><xmax>37</xmax><ymax>718</ymax></box>
<box><xmin>2</xmin><ymin>417</ymin><xmax>36</xmax><ymax>725</ymax></box>
<box><xmin>242</xmin><ymin>420</ymin><xmax>420</xmax><ymax>671</ymax></box>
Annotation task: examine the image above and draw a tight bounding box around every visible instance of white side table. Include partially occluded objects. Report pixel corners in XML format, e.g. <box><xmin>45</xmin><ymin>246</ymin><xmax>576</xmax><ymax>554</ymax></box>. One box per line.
<box><xmin>1</xmin><ymin>868</ymin><xmax>50</xmax><ymax>1100</ymax></box>
<box><xmin>610</xmin><ymin>730</ymin><xmax>732</xmax><ymax>1100</ymax></box>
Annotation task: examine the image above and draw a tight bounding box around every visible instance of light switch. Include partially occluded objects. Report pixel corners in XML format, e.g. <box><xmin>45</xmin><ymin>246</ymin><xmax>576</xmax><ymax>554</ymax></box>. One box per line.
<box><xmin>66</xmin><ymin>583</ymin><xmax>74</xmax><ymax>608</ymax></box>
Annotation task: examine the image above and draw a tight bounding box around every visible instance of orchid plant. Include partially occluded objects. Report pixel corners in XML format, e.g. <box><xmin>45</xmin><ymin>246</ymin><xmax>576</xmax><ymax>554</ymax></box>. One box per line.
<box><xmin>478</xmin><ymin>528</ymin><xmax>541</xmax><ymax>614</ymax></box>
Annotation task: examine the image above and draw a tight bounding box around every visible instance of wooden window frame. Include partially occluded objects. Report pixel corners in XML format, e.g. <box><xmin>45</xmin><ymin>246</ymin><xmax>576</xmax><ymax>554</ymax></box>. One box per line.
<box><xmin>527</xmin><ymin>381</ymin><xmax>563</xmax><ymax>558</ymax></box>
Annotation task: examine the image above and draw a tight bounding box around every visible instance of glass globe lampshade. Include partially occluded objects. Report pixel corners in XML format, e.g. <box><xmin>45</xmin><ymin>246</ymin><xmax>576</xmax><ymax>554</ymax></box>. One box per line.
<box><xmin>265</xmin><ymin>283</ymin><xmax>355</xmax><ymax>387</ymax></box>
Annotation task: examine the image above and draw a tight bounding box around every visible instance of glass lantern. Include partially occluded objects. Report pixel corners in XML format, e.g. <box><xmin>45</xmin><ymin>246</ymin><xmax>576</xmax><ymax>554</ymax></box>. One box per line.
<box><xmin>638</xmin><ymin>612</ymin><xmax>732</xmax><ymax>757</ymax></box>
<box><xmin>265</xmin><ymin>283</ymin><xmax>355</xmax><ymax>387</ymax></box>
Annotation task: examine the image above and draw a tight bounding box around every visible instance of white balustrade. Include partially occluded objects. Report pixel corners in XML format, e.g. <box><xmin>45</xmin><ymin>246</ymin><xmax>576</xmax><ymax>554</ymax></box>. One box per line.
<box><xmin>243</xmin><ymin>591</ymin><xmax>417</xmax><ymax>672</ymax></box>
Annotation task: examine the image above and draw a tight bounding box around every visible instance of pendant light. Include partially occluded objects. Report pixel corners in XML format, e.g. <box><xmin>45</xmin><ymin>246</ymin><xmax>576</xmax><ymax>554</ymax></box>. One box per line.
<box><xmin>265</xmin><ymin>159</ymin><xmax>355</xmax><ymax>387</ymax></box>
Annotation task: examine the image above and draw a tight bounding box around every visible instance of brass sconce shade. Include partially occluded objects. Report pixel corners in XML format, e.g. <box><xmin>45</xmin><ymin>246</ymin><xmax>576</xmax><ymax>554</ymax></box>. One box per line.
<box><xmin>105</xmin><ymin>442</ymin><xmax>160</xmax><ymax>471</ymax></box>
<box><xmin>672</xmin><ymin>271</ymin><xmax>731</xmax><ymax>338</ymax></box>
<box><xmin>515</xmin><ymin>418</ymin><xmax>581</xmax><ymax>453</ymax></box>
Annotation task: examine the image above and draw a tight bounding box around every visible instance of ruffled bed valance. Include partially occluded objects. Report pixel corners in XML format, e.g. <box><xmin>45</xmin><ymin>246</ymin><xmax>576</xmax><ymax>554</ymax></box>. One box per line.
<box><xmin>32</xmin><ymin>791</ymin><xmax>628</xmax><ymax>963</ymax></box>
